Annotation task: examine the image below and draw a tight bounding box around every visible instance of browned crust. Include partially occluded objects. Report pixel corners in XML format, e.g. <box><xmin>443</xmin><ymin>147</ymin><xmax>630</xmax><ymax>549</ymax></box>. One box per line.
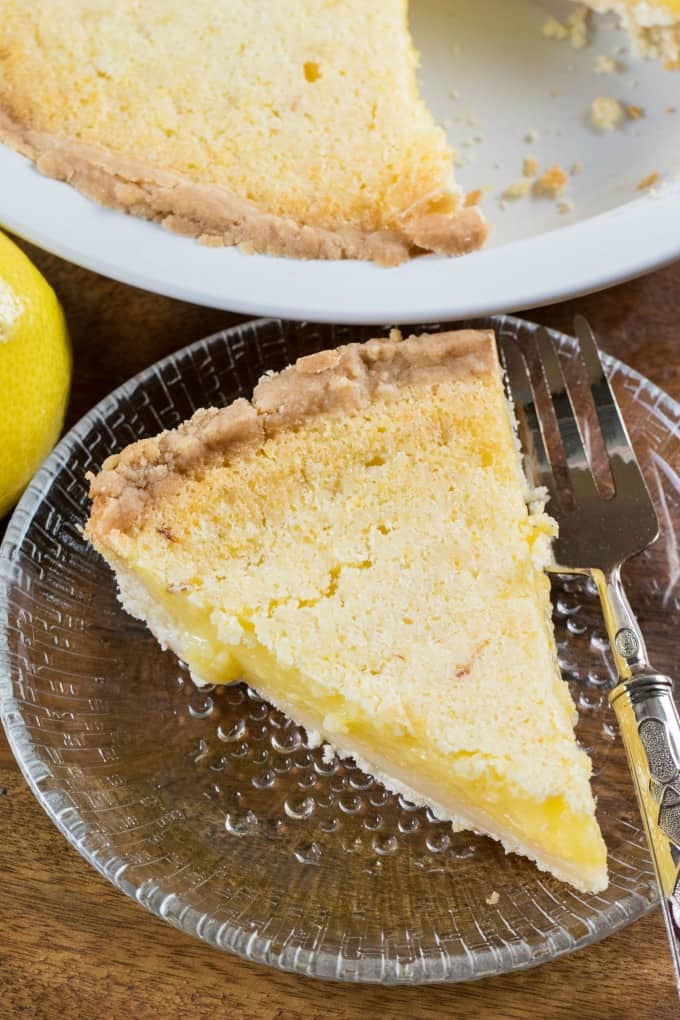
<box><xmin>0</xmin><ymin>109</ymin><xmax>488</xmax><ymax>267</ymax></box>
<box><xmin>86</xmin><ymin>329</ymin><xmax>497</xmax><ymax>542</ymax></box>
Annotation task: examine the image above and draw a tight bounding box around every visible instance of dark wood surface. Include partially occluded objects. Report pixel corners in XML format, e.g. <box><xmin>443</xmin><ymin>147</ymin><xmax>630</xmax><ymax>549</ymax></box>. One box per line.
<box><xmin>1</xmin><ymin>239</ymin><xmax>679</xmax><ymax>1019</ymax></box>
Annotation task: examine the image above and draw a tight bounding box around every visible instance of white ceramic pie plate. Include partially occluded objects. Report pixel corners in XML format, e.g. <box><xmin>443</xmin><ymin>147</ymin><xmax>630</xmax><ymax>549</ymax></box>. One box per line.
<box><xmin>1</xmin><ymin>0</ymin><xmax>679</xmax><ymax>324</ymax></box>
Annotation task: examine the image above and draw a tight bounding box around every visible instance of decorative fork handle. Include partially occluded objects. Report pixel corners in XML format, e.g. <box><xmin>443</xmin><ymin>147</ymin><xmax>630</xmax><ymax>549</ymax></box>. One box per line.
<box><xmin>595</xmin><ymin>567</ymin><xmax>680</xmax><ymax>992</ymax></box>
<box><xmin>611</xmin><ymin>676</ymin><xmax>680</xmax><ymax>979</ymax></box>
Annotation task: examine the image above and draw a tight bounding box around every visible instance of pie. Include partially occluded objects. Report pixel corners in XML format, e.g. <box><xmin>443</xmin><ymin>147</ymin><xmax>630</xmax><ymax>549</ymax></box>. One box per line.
<box><xmin>0</xmin><ymin>1</ymin><xmax>677</xmax><ymax>265</ymax></box>
<box><xmin>85</xmin><ymin>329</ymin><xmax>608</xmax><ymax>893</ymax></box>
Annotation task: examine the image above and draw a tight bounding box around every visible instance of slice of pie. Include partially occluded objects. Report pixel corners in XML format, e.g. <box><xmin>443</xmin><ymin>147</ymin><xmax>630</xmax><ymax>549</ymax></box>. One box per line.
<box><xmin>86</xmin><ymin>329</ymin><xmax>608</xmax><ymax>893</ymax></box>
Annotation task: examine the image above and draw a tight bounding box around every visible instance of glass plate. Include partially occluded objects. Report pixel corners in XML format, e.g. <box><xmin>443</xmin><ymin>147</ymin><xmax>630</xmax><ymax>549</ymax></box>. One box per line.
<box><xmin>1</xmin><ymin>316</ymin><xmax>678</xmax><ymax>985</ymax></box>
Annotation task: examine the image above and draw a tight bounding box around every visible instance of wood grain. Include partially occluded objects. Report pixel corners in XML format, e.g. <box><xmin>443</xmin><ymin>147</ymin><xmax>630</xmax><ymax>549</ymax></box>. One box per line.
<box><xmin>1</xmin><ymin>239</ymin><xmax>679</xmax><ymax>1019</ymax></box>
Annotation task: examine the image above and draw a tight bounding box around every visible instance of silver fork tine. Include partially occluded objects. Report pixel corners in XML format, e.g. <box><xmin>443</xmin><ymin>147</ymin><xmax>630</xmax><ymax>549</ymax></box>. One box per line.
<box><xmin>500</xmin><ymin>338</ymin><xmax>559</xmax><ymax>510</ymax></box>
<box><xmin>572</xmin><ymin>315</ymin><xmax>653</xmax><ymax>500</ymax></box>
<box><xmin>534</xmin><ymin>328</ymin><xmax>598</xmax><ymax>507</ymax></box>
<box><xmin>573</xmin><ymin>314</ymin><xmax>608</xmax><ymax>389</ymax></box>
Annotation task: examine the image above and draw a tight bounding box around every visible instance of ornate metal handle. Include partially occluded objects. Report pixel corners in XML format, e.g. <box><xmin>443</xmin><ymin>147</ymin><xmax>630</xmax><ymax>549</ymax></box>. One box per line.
<box><xmin>611</xmin><ymin>675</ymin><xmax>680</xmax><ymax>987</ymax></box>
<box><xmin>596</xmin><ymin>566</ymin><xmax>680</xmax><ymax>993</ymax></box>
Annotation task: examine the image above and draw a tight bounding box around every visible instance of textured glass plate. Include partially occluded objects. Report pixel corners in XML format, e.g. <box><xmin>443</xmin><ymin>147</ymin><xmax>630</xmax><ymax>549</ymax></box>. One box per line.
<box><xmin>1</xmin><ymin>316</ymin><xmax>678</xmax><ymax>985</ymax></box>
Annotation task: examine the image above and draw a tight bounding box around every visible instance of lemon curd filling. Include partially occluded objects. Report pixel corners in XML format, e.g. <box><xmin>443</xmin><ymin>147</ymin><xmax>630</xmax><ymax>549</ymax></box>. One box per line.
<box><xmin>87</xmin><ymin>330</ymin><xmax>608</xmax><ymax>893</ymax></box>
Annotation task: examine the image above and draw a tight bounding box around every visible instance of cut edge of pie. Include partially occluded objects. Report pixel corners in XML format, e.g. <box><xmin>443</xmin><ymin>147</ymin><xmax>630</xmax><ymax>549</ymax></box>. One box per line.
<box><xmin>86</xmin><ymin>329</ymin><xmax>608</xmax><ymax>894</ymax></box>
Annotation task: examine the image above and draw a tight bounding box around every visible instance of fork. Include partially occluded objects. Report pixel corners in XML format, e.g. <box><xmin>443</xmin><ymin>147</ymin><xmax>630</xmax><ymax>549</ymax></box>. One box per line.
<box><xmin>501</xmin><ymin>317</ymin><xmax>680</xmax><ymax>993</ymax></box>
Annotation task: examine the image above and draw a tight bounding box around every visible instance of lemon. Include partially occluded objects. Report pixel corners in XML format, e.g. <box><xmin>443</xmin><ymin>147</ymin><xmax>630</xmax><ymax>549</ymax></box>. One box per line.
<box><xmin>0</xmin><ymin>232</ymin><xmax>71</xmax><ymax>519</ymax></box>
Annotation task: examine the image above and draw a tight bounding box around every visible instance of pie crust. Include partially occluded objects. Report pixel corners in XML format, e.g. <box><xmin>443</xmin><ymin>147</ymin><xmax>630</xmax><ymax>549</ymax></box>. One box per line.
<box><xmin>0</xmin><ymin>110</ymin><xmax>487</xmax><ymax>267</ymax></box>
<box><xmin>86</xmin><ymin>329</ymin><xmax>495</xmax><ymax>538</ymax></box>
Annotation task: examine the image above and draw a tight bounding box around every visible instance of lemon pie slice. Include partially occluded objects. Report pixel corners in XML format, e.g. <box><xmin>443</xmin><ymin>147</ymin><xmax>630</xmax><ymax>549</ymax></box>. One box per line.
<box><xmin>86</xmin><ymin>329</ymin><xmax>608</xmax><ymax>893</ymax></box>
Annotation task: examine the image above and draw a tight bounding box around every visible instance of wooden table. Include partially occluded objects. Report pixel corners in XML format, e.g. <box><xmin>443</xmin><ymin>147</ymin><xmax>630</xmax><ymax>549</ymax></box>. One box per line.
<box><xmin>1</xmin><ymin>239</ymin><xmax>679</xmax><ymax>1019</ymax></box>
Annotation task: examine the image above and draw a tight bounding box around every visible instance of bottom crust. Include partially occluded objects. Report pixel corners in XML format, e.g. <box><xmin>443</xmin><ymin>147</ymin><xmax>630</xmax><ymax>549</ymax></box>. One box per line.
<box><xmin>0</xmin><ymin>109</ymin><xmax>488</xmax><ymax>266</ymax></box>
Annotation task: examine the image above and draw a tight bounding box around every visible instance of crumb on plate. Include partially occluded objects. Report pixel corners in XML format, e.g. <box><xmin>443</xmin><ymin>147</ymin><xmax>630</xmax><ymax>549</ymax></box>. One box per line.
<box><xmin>636</xmin><ymin>172</ymin><xmax>661</xmax><ymax>191</ymax></box>
<box><xmin>595</xmin><ymin>55</ymin><xmax>617</xmax><ymax>74</ymax></box>
<box><xmin>465</xmin><ymin>188</ymin><xmax>484</xmax><ymax>207</ymax></box>
<box><xmin>626</xmin><ymin>104</ymin><xmax>644</xmax><ymax>120</ymax></box>
<box><xmin>501</xmin><ymin>178</ymin><xmax>533</xmax><ymax>201</ymax></box>
<box><xmin>590</xmin><ymin>96</ymin><xmax>623</xmax><ymax>131</ymax></box>
<box><xmin>523</xmin><ymin>156</ymin><xmax>538</xmax><ymax>178</ymax></box>
<box><xmin>542</xmin><ymin>7</ymin><xmax>590</xmax><ymax>49</ymax></box>
<box><xmin>543</xmin><ymin>17</ymin><xmax>569</xmax><ymax>41</ymax></box>
<box><xmin>567</xmin><ymin>7</ymin><xmax>590</xmax><ymax>49</ymax></box>
<box><xmin>533</xmin><ymin>164</ymin><xmax>568</xmax><ymax>198</ymax></box>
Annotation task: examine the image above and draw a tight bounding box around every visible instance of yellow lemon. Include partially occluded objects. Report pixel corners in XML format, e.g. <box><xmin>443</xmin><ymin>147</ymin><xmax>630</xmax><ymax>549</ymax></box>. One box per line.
<box><xmin>0</xmin><ymin>232</ymin><xmax>71</xmax><ymax>518</ymax></box>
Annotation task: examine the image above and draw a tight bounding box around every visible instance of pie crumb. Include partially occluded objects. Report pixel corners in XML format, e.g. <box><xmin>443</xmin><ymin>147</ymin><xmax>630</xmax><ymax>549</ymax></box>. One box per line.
<box><xmin>571</xmin><ymin>161</ymin><xmax>584</xmax><ymax>176</ymax></box>
<box><xmin>542</xmin><ymin>7</ymin><xmax>590</xmax><ymax>49</ymax></box>
<box><xmin>590</xmin><ymin>96</ymin><xmax>624</xmax><ymax>131</ymax></box>
<box><xmin>525</xmin><ymin>129</ymin><xmax>540</xmax><ymax>145</ymax></box>
<box><xmin>486</xmin><ymin>891</ymin><xmax>500</xmax><ymax>906</ymax></box>
<box><xmin>636</xmin><ymin>172</ymin><xmax>661</xmax><ymax>191</ymax></box>
<box><xmin>542</xmin><ymin>17</ymin><xmax>569</xmax><ymax>41</ymax></box>
<box><xmin>502</xmin><ymin>179</ymin><xmax>533</xmax><ymax>201</ymax></box>
<box><xmin>533</xmin><ymin>165</ymin><xmax>568</xmax><ymax>198</ymax></box>
<box><xmin>464</xmin><ymin>188</ymin><xmax>484</xmax><ymax>207</ymax></box>
<box><xmin>558</xmin><ymin>199</ymin><xmax>574</xmax><ymax>215</ymax></box>
<box><xmin>626</xmin><ymin>104</ymin><xmax>645</xmax><ymax>120</ymax></box>
<box><xmin>523</xmin><ymin>156</ymin><xmax>538</xmax><ymax>178</ymax></box>
<box><xmin>595</xmin><ymin>55</ymin><xmax>617</xmax><ymax>74</ymax></box>
<box><xmin>567</xmin><ymin>8</ymin><xmax>590</xmax><ymax>49</ymax></box>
